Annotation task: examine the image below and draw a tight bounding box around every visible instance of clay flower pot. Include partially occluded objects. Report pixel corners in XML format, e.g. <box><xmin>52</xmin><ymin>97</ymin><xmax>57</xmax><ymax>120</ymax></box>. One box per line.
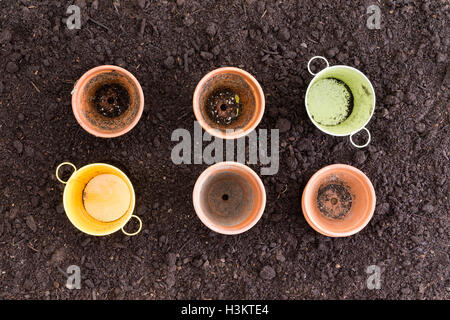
<box><xmin>193</xmin><ymin>162</ymin><xmax>266</xmax><ymax>235</ymax></box>
<box><xmin>301</xmin><ymin>164</ymin><xmax>376</xmax><ymax>237</ymax></box>
<box><xmin>193</xmin><ymin>67</ymin><xmax>265</xmax><ymax>139</ymax></box>
<box><xmin>72</xmin><ymin>65</ymin><xmax>144</xmax><ymax>138</ymax></box>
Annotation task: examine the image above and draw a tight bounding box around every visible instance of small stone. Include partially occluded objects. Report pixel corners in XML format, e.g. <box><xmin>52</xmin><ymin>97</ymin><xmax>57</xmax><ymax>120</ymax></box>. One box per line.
<box><xmin>50</xmin><ymin>247</ymin><xmax>66</xmax><ymax>265</ymax></box>
<box><xmin>200</xmin><ymin>51</ymin><xmax>213</xmax><ymax>60</ymax></box>
<box><xmin>422</xmin><ymin>203</ymin><xmax>434</xmax><ymax>213</ymax></box>
<box><xmin>26</xmin><ymin>216</ymin><xmax>37</xmax><ymax>232</ymax></box>
<box><xmin>85</xmin><ymin>279</ymin><xmax>94</xmax><ymax>288</ymax></box>
<box><xmin>326</xmin><ymin>47</ymin><xmax>339</xmax><ymax>58</ymax></box>
<box><xmin>182</xmin><ymin>257</ymin><xmax>191</xmax><ymax>264</ymax></box>
<box><xmin>0</xmin><ymin>29</ymin><xmax>12</xmax><ymax>44</ymax></box>
<box><xmin>415</xmin><ymin>122</ymin><xmax>426</xmax><ymax>133</ymax></box>
<box><xmin>164</xmin><ymin>56</ymin><xmax>174</xmax><ymax>68</ymax></box>
<box><xmin>377</xmin><ymin>202</ymin><xmax>390</xmax><ymax>215</ymax></box>
<box><xmin>166</xmin><ymin>273</ymin><xmax>176</xmax><ymax>288</ymax></box>
<box><xmin>276</xmin><ymin>118</ymin><xmax>291</xmax><ymax>133</ymax></box>
<box><xmin>167</xmin><ymin>253</ymin><xmax>177</xmax><ymax>266</ymax></box>
<box><xmin>276</xmin><ymin>251</ymin><xmax>286</xmax><ymax>262</ymax></box>
<box><xmin>284</xmin><ymin>51</ymin><xmax>297</xmax><ymax>59</ymax></box>
<box><xmin>354</xmin><ymin>150</ymin><xmax>367</xmax><ymax>164</ymax></box>
<box><xmin>286</xmin><ymin>156</ymin><xmax>298</xmax><ymax>172</ymax></box>
<box><xmin>278</xmin><ymin>27</ymin><xmax>290</xmax><ymax>41</ymax></box>
<box><xmin>24</xmin><ymin>146</ymin><xmax>34</xmax><ymax>157</ymax></box>
<box><xmin>206</xmin><ymin>23</ymin><xmax>218</xmax><ymax>37</ymax></box>
<box><xmin>6</xmin><ymin>62</ymin><xmax>18</xmax><ymax>73</ymax></box>
<box><xmin>13</xmin><ymin>140</ymin><xmax>23</xmax><ymax>153</ymax></box>
<box><xmin>437</xmin><ymin>53</ymin><xmax>447</xmax><ymax>63</ymax></box>
<box><xmin>176</xmin><ymin>0</ymin><xmax>185</xmax><ymax>6</ymax></box>
<box><xmin>183</xmin><ymin>15</ymin><xmax>195</xmax><ymax>27</ymax></box>
<box><xmin>260</xmin><ymin>265</ymin><xmax>276</xmax><ymax>280</ymax></box>
<box><xmin>91</xmin><ymin>0</ymin><xmax>99</xmax><ymax>10</ymax></box>
<box><xmin>137</xmin><ymin>0</ymin><xmax>146</xmax><ymax>9</ymax></box>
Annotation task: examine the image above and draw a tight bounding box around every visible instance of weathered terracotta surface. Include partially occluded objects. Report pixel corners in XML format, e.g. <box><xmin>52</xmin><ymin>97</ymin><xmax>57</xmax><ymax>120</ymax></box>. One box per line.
<box><xmin>193</xmin><ymin>162</ymin><xmax>266</xmax><ymax>235</ymax></box>
<box><xmin>72</xmin><ymin>65</ymin><xmax>144</xmax><ymax>138</ymax></box>
<box><xmin>193</xmin><ymin>67</ymin><xmax>265</xmax><ymax>139</ymax></box>
<box><xmin>302</xmin><ymin>164</ymin><xmax>376</xmax><ymax>237</ymax></box>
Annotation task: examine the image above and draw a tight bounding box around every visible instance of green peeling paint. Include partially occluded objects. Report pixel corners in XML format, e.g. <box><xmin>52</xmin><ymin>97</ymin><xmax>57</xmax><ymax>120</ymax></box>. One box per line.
<box><xmin>306</xmin><ymin>66</ymin><xmax>375</xmax><ymax>135</ymax></box>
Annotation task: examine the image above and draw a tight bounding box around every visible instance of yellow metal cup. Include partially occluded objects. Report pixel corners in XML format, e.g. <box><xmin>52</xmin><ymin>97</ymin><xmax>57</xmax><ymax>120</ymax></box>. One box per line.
<box><xmin>56</xmin><ymin>162</ymin><xmax>142</xmax><ymax>236</ymax></box>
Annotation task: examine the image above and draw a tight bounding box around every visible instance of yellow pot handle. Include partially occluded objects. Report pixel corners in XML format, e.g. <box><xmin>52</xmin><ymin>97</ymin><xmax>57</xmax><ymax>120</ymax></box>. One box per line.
<box><xmin>56</xmin><ymin>162</ymin><xmax>77</xmax><ymax>184</ymax></box>
<box><xmin>121</xmin><ymin>215</ymin><xmax>142</xmax><ymax>236</ymax></box>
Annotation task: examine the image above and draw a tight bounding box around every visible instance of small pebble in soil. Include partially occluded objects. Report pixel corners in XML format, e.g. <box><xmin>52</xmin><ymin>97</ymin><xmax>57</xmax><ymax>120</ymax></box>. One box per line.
<box><xmin>164</xmin><ymin>56</ymin><xmax>175</xmax><ymax>69</ymax></box>
<box><xmin>26</xmin><ymin>216</ymin><xmax>37</xmax><ymax>232</ymax></box>
<box><xmin>260</xmin><ymin>265</ymin><xmax>276</xmax><ymax>280</ymax></box>
<box><xmin>276</xmin><ymin>118</ymin><xmax>291</xmax><ymax>133</ymax></box>
<box><xmin>415</xmin><ymin>122</ymin><xmax>426</xmax><ymax>133</ymax></box>
<box><xmin>94</xmin><ymin>83</ymin><xmax>130</xmax><ymax>118</ymax></box>
<box><xmin>354</xmin><ymin>150</ymin><xmax>367</xmax><ymax>164</ymax></box>
<box><xmin>206</xmin><ymin>23</ymin><xmax>218</xmax><ymax>37</ymax></box>
<box><xmin>13</xmin><ymin>140</ymin><xmax>23</xmax><ymax>153</ymax></box>
<box><xmin>206</xmin><ymin>88</ymin><xmax>242</xmax><ymax>125</ymax></box>
<box><xmin>6</xmin><ymin>61</ymin><xmax>18</xmax><ymax>73</ymax></box>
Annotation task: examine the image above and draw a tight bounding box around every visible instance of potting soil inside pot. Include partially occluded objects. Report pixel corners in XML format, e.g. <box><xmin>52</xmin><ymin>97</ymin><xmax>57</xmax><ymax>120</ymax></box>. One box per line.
<box><xmin>94</xmin><ymin>83</ymin><xmax>130</xmax><ymax>118</ymax></box>
<box><xmin>205</xmin><ymin>87</ymin><xmax>243</xmax><ymax>125</ymax></box>
<box><xmin>308</xmin><ymin>78</ymin><xmax>354</xmax><ymax>126</ymax></box>
<box><xmin>316</xmin><ymin>182</ymin><xmax>352</xmax><ymax>220</ymax></box>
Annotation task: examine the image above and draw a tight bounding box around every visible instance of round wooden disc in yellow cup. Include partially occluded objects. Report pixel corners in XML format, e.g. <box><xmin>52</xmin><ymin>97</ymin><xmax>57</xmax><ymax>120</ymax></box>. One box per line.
<box><xmin>82</xmin><ymin>174</ymin><xmax>131</xmax><ymax>222</ymax></box>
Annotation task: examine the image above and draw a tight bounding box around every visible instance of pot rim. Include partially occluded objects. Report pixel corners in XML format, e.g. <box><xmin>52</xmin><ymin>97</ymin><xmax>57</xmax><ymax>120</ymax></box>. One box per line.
<box><xmin>72</xmin><ymin>65</ymin><xmax>144</xmax><ymax>138</ymax></box>
<box><xmin>192</xmin><ymin>161</ymin><xmax>266</xmax><ymax>235</ymax></box>
<box><xmin>62</xmin><ymin>163</ymin><xmax>136</xmax><ymax>236</ymax></box>
<box><xmin>304</xmin><ymin>65</ymin><xmax>376</xmax><ymax>137</ymax></box>
<box><xmin>193</xmin><ymin>67</ymin><xmax>265</xmax><ymax>140</ymax></box>
<box><xmin>301</xmin><ymin>164</ymin><xmax>376</xmax><ymax>237</ymax></box>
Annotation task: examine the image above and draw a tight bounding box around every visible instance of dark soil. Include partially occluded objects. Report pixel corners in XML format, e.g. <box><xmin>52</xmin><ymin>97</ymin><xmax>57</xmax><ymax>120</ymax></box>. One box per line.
<box><xmin>0</xmin><ymin>0</ymin><xmax>448</xmax><ymax>300</ymax></box>
<box><xmin>206</xmin><ymin>87</ymin><xmax>242</xmax><ymax>125</ymax></box>
<box><xmin>317</xmin><ymin>182</ymin><xmax>352</xmax><ymax>220</ymax></box>
<box><xmin>94</xmin><ymin>83</ymin><xmax>130</xmax><ymax>118</ymax></box>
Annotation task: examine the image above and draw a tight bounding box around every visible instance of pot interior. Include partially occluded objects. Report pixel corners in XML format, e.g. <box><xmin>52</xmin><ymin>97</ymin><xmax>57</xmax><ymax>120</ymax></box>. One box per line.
<box><xmin>197</xmin><ymin>166</ymin><xmax>265</xmax><ymax>231</ymax></box>
<box><xmin>196</xmin><ymin>70</ymin><xmax>263</xmax><ymax>135</ymax></box>
<box><xmin>75</xmin><ymin>68</ymin><xmax>141</xmax><ymax>135</ymax></box>
<box><xmin>306</xmin><ymin>66</ymin><xmax>375</xmax><ymax>135</ymax></box>
<box><xmin>303</xmin><ymin>165</ymin><xmax>375</xmax><ymax>236</ymax></box>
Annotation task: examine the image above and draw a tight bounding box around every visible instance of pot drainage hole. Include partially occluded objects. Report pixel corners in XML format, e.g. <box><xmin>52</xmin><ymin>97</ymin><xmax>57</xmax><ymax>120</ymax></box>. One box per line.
<box><xmin>316</xmin><ymin>182</ymin><xmax>352</xmax><ymax>220</ymax></box>
<box><xmin>94</xmin><ymin>83</ymin><xmax>130</xmax><ymax>118</ymax></box>
<box><xmin>206</xmin><ymin>88</ymin><xmax>242</xmax><ymax>125</ymax></box>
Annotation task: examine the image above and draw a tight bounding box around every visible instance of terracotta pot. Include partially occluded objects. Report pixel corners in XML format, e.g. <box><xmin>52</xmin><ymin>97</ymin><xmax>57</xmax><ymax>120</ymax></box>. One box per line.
<box><xmin>193</xmin><ymin>162</ymin><xmax>266</xmax><ymax>235</ymax></box>
<box><xmin>72</xmin><ymin>65</ymin><xmax>144</xmax><ymax>138</ymax></box>
<box><xmin>301</xmin><ymin>164</ymin><xmax>376</xmax><ymax>237</ymax></box>
<box><xmin>193</xmin><ymin>67</ymin><xmax>265</xmax><ymax>139</ymax></box>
